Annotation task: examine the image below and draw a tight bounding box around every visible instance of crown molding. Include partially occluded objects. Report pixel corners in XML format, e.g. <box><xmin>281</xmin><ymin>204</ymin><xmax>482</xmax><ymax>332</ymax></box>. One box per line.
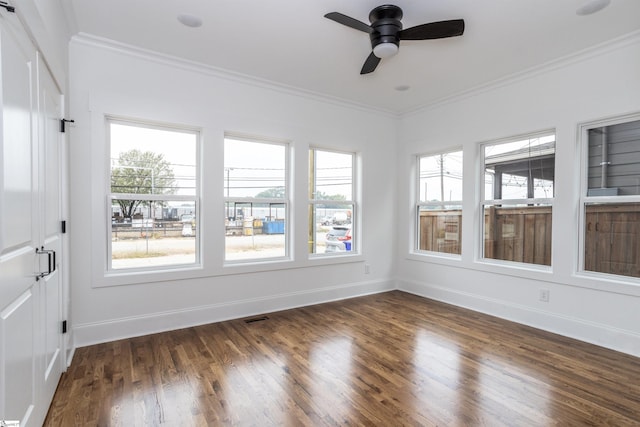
<box><xmin>401</xmin><ymin>29</ymin><xmax>640</xmax><ymax>118</ymax></box>
<box><xmin>70</xmin><ymin>28</ymin><xmax>640</xmax><ymax>120</ymax></box>
<box><xmin>70</xmin><ymin>33</ymin><xmax>398</xmax><ymax>119</ymax></box>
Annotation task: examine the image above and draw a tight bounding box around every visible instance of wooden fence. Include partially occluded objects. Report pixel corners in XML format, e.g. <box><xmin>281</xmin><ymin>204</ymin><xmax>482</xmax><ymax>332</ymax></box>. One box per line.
<box><xmin>419</xmin><ymin>204</ymin><xmax>640</xmax><ymax>277</ymax></box>
<box><xmin>418</xmin><ymin>210</ymin><xmax>462</xmax><ymax>255</ymax></box>
<box><xmin>418</xmin><ymin>206</ymin><xmax>552</xmax><ymax>264</ymax></box>
<box><xmin>584</xmin><ymin>203</ymin><xmax>640</xmax><ymax>278</ymax></box>
<box><xmin>484</xmin><ymin>206</ymin><xmax>552</xmax><ymax>266</ymax></box>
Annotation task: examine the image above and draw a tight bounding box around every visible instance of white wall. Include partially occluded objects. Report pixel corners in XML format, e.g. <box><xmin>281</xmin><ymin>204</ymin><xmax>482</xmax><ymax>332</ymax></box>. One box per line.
<box><xmin>68</xmin><ymin>29</ymin><xmax>640</xmax><ymax>357</ymax></box>
<box><xmin>68</xmin><ymin>36</ymin><xmax>398</xmax><ymax>346</ymax></box>
<box><xmin>396</xmin><ymin>34</ymin><xmax>640</xmax><ymax>356</ymax></box>
<box><xmin>14</xmin><ymin>0</ymin><xmax>71</xmax><ymax>91</ymax></box>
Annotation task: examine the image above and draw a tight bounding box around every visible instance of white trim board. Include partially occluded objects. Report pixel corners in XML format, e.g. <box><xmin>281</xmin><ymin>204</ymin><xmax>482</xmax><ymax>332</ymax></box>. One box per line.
<box><xmin>398</xmin><ymin>278</ymin><xmax>640</xmax><ymax>358</ymax></box>
<box><xmin>73</xmin><ymin>279</ymin><xmax>395</xmax><ymax>348</ymax></box>
<box><xmin>70</xmin><ymin>33</ymin><xmax>396</xmax><ymax>119</ymax></box>
<box><xmin>402</xmin><ymin>29</ymin><xmax>640</xmax><ymax>116</ymax></box>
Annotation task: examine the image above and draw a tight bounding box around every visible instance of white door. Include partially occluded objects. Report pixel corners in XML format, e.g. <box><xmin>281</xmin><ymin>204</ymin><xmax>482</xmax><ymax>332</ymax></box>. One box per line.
<box><xmin>36</xmin><ymin>51</ymin><xmax>64</xmax><ymax>420</ymax></box>
<box><xmin>0</xmin><ymin>10</ymin><xmax>64</xmax><ymax>427</ymax></box>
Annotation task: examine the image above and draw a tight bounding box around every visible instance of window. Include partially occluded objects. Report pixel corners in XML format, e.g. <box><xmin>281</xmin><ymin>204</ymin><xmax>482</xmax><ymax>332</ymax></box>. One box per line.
<box><xmin>309</xmin><ymin>149</ymin><xmax>355</xmax><ymax>255</ymax></box>
<box><xmin>481</xmin><ymin>132</ymin><xmax>555</xmax><ymax>266</ymax></box>
<box><xmin>224</xmin><ymin>136</ymin><xmax>288</xmax><ymax>262</ymax></box>
<box><xmin>581</xmin><ymin>116</ymin><xmax>640</xmax><ymax>279</ymax></box>
<box><xmin>108</xmin><ymin>119</ymin><xmax>198</xmax><ymax>271</ymax></box>
<box><xmin>416</xmin><ymin>150</ymin><xmax>463</xmax><ymax>255</ymax></box>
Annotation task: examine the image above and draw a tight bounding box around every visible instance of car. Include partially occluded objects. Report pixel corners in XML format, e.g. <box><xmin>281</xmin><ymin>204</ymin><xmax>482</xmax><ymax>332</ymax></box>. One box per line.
<box><xmin>331</xmin><ymin>212</ymin><xmax>349</xmax><ymax>225</ymax></box>
<box><xmin>320</xmin><ymin>216</ymin><xmax>333</xmax><ymax>226</ymax></box>
<box><xmin>180</xmin><ymin>214</ymin><xmax>194</xmax><ymax>223</ymax></box>
<box><xmin>325</xmin><ymin>226</ymin><xmax>352</xmax><ymax>253</ymax></box>
<box><xmin>181</xmin><ymin>222</ymin><xmax>193</xmax><ymax>237</ymax></box>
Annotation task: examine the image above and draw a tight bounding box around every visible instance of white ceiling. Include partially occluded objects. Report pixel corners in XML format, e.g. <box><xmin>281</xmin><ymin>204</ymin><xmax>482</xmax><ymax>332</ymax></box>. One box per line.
<box><xmin>63</xmin><ymin>0</ymin><xmax>640</xmax><ymax>114</ymax></box>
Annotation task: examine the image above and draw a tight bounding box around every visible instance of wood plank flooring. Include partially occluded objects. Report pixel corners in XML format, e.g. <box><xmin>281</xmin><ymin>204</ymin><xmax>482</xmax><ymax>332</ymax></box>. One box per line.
<box><xmin>45</xmin><ymin>291</ymin><xmax>640</xmax><ymax>426</ymax></box>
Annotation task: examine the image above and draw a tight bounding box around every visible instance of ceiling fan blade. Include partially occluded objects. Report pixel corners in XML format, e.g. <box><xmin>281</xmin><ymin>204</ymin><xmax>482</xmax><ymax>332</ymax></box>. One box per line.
<box><xmin>324</xmin><ymin>12</ymin><xmax>373</xmax><ymax>33</ymax></box>
<box><xmin>399</xmin><ymin>19</ymin><xmax>465</xmax><ymax>40</ymax></box>
<box><xmin>360</xmin><ymin>52</ymin><xmax>381</xmax><ymax>75</ymax></box>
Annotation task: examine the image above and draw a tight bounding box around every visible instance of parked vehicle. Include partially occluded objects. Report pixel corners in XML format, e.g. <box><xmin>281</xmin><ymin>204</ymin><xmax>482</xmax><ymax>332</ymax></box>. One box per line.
<box><xmin>325</xmin><ymin>226</ymin><xmax>352</xmax><ymax>253</ymax></box>
<box><xmin>331</xmin><ymin>212</ymin><xmax>349</xmax><ymax>225</ymax></box>
<box><xmin>181</xmin><ymin>214</ymin><xmax>194</xmax><ymax>223</ymax></box>
<box><xmin>320</xmin><ymin>216</ymin><xmax>333</xmax><ymax>226</ymax></box>
<box><xmin>182</xmin><ymin>222</ymin><xmax>193</xmax><ymax>237</ymax></box>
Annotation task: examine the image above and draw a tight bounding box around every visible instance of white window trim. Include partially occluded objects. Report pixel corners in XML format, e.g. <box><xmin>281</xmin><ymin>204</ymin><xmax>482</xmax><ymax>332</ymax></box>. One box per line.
<box><xmin>90</xmin><ymin>104</ymin><xmax>365</xmax><ymax>287</ymax></box>
<box><xmin>478</xmin><ymin>130</ymin><xmax>555</xmax><ymax>269</ymax></box>
<box><xmin>105</xmin><ymin>116</ymin><xmax>201</xmax><ymax>275</ymax></box>
<box><xmin>223</xmin><ymin>136</ymin><xmax>291</xmax><ymax>264</ymax></box>
<box><xmin>576</xmin><ymin>112</ymin><xmax>640</xmax><ymax>285</ymax></box>
<box><xmin>309</xmin><ymin>147</ymin><xmax>358</xmax><ymax>258</ymax></box>
<box><xmin>414</xmin><ymin>148</ymin><xmax>463</xmax><ymax>258</ymax></box>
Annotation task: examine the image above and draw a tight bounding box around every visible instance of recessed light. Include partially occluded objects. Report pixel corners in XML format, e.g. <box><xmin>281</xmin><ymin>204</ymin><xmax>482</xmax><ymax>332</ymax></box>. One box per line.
<box><xmin>576</xmin><ymin>0</ymin><xmax>611</xmax><ymax>16</ymax></box>
<box><xmin>395</xmin><ymin>85</ymin><xmax>410</xmax><ymax>92</ymax></box>
<box><xmin>177</xmin><ymin>14</ymin><xmax>203</xmax><ymax>28</ymax></box>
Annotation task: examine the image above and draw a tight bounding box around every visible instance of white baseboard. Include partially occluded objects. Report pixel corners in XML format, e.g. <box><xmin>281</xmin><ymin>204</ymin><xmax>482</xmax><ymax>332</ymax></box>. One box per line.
<box><xmin>398</xmin><ymin>278</ymin><xmax>640</xmax><ymax>358</ymax></box>
<box><xmin>65</xmin><ymin>345</ymin><xmax>75</xmax><ymax>368</ymax></box>
<box><xmin>73</xmin><ymin>279</ymin><xmax>395</xmax><ymax>348</ymax></box>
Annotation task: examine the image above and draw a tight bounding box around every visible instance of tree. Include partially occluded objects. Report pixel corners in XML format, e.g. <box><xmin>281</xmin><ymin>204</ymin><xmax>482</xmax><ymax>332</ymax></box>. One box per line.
<box><xmin>111</xmin><ymin>149</ymin><xmax>176</xmax><ymax>219</ymax></box>
<box><xmin>314</xmin><ymin>191</ymin><xmax>345</xmax><ymax>200</ymax></box>
<box><xmin>314</xmin><ymin>191</ymin><xmax>347</xmax><ymax>209</ymax></box>
<box><xmin>255</xmin><ymin>187</ymin><xmax>286</xmax><ymax>199</ymax></box>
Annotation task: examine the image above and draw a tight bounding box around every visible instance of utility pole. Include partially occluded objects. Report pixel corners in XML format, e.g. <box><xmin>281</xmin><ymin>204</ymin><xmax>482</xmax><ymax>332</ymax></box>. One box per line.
<box><xmin>439</xmin><ymin>154</ymin><xmax>445</xmax><ymax>201</ymax></box>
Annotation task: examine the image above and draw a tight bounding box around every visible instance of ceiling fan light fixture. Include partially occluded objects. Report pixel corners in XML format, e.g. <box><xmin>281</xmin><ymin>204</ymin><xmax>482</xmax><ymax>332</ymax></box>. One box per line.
<box><xmin>373</xmin><ymin>42</ymin><xmax>399</xmax><ymax>59</ymax></box>
<box><xmin>177</xmin><ymin>14</ymin><xmax>203</xmax><ymax>28</ymax></box>
<box><xmin>325</xmin><ymin>5</ymin><xmax>464</xmax><ymax>74</ymax></box>
<box><xmin>576</xmin><ymin>0</ymin><xmax>611</xmax><ymax>16</ymax></box>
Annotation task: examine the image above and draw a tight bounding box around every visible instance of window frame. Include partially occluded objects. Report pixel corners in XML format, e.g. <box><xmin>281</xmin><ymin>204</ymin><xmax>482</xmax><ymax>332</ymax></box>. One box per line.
<box><xmin>106</xmin><ymin>117</ymin><xmax>201</xmax><ymax>274</ymax></box>
<box><xmin>479</xmin><ymin>130</ymin><xmax>556</xmax><ymax>268</ymax></box>
<box><xmin>308</xmin><ymin>147</ymin><xmax>358</xmax><ymax>257</ymax></box>
<box><xmin>578</xmin><ymin>112</ymin><xmax>640</xmax><ymax>283</ymax></box>
<box><xmin>223</xmin><ymin>134</ymin><xmax>291</xmax><ymax>264</ymax></box>
<box><xmin>414</xmin><ymin>147</ymin><xmax>463</xmax><ymax>257</ymax></box>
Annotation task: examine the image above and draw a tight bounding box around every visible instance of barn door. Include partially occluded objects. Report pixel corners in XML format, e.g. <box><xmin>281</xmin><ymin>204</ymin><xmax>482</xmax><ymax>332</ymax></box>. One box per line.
<box><xmin>0</xmin><ymin>9</ymin><xmax>64</xmax><ymax>427</ymax></box>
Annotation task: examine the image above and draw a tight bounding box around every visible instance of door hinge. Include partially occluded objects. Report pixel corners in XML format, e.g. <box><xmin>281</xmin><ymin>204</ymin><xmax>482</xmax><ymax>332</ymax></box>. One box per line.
<box><xmin>61</xmin><ymin>220</ymin><xmax>66</xmax><ymax>234</ymax></box>
<box><xmin>62</xmin><ymin>320</ymin><xmax>67</xmax><ymax>334</ymax></box>
<box><xmin>60</xmin><ymin>118</ymin><xmax>75</xmax><ymax>133</ymax></box>
<box><xmin>0</xmin><ymin>1</ymin><xmax>15</xmax><ymax>13</ymax></box>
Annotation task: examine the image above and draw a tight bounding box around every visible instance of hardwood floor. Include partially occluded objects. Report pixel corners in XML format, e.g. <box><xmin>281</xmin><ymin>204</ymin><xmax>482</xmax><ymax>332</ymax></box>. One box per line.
<box><xmin>45</xmin><ymin>291</ymin><xmax>640</xmax><ymax>426</ymax></box>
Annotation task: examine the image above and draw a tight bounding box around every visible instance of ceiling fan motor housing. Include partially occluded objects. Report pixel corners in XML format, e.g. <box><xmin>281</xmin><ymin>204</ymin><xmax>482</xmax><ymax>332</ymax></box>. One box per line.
<box><xmin>369</xmin><ymin>4</ymin><xmax>403</xmax><ymax>49</ymax></box>
<box><xmin>324</xmin><ymin>4</ymin><xmax>465</xmax><ymax>74</ymax></box>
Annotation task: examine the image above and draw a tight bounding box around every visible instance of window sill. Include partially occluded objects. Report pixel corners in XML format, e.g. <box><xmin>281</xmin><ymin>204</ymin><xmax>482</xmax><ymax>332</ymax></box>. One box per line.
<box><xmin>309</xmin><ymin>252</ymin><xmax>364</xmax><ymax>264</ymax></box>
<box><xmin>407</xmin><ymin>251</ymin><xmax>462</xmax><ymax>266</ymax></box>
<box><xmin>405</xmin><ymin>253</ymin><xmax>554</xmax><ymax>284</ymax></box>
<box><xmin>93</xmin><ymin>253</ymin><xmax>365</xmax><ymax>288</ymax></box>
<box><xmin>406</xmin><ymin>252</ymin><xmax>640</xmax><ymax>298</ymax></box>
<box><xmin>95</xmin><ymin>263</ymin><xmax>206</xmax><ymax>288</ymax></box>
<box><xmin>572</xmin><ymin>270</ymin><xmax>640</xmax><ymax>297</ymax></box>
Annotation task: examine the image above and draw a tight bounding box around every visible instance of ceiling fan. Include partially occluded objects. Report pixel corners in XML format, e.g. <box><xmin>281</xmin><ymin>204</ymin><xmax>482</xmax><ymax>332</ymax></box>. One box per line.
<box><xmin>325</xmin><ymin>4</ymin><xmax>465</xmax><ymax>74</ymax></box>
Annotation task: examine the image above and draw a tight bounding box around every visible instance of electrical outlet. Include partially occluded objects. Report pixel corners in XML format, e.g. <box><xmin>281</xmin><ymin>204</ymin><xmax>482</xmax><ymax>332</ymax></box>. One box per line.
<box><xmin>539</xmin><ymin>289</ymin><xmax>550</xmax><ymax>302</ymax></box>
<box><xmin>364</xmin><ymin>264</ymin><xmax>370</xmax><ymax>274</ymax></box>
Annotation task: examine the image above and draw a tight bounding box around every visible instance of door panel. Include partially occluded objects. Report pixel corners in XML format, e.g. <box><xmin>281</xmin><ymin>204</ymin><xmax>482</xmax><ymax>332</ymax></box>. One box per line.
<box><xmin>0</xmin><ymin>15</ymin><xmax>36</xmax><ymax>256</ymax></box>
<box><xmin>1</xmin><ymin>289</ymin><xmax>35</xmax><ymax>425</ymax></box>
<box><xmin>1</xmin><ymin>12</ymin><xmax>64</xmax><ymax>427</ymax></box>
<box><xmin>37</xmin><ymin>55</ymin><xmax>63</xmax><ymax>409</ymax></box>
<box><xmin>0</xmin><ymin>15</ymin><xmax>39</xmax><ymax>426</ymax></box>
<box><xmin>41</xmin><ymin>62</ymin><xmax>61</xmax><ymax>240</ymax></box>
